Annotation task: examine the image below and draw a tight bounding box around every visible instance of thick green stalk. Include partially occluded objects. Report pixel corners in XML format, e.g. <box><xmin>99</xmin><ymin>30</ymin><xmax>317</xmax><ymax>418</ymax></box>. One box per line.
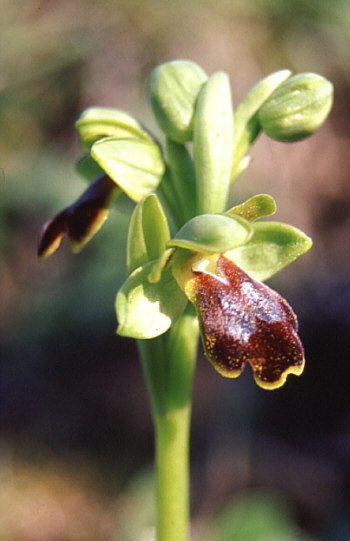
<box><xmin>154</xmin><ymin>406</ymin><xmax>191</xmax><ymax>541</ymax></box>
<box><xmin>138</xmin><ymin>306</ymin><xmax>199</xmax><ymax>541</ymax></box>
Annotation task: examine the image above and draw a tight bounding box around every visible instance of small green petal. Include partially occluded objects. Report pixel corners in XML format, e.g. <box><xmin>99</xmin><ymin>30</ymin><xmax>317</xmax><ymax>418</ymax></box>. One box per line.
<box><xmin>226</xmin><ymin>194</ymin><xmax>277</xmax><ymax>222</ymax></box>
<box><xmin>225</xmin><ymin>221</ymin><xmax>312</xmax><ymax>282</ymax></box>
<box><xmin>75</xmin><ymin>107</ymin><xmax>151</xmax><ymax>150</ymax></box>
<box><xmin>148</xmin><ymin>248</ymin><xmax>174</xmax><ymax>284</ymax></box>
<box><xmin>167</xmin><ymin>214</ymin><xmax>252</xmax><ymax>254</ymax></box>
<box><xmin>127</xmin><ymin>194</ymin><xmax>170</xmax><ymax>275</ymax></box>
<box><xmin>116</xmin><ymin>262</ymin><xmax>187</xmax><ymax>339</ymax></box>
<box><xmin>149</xmin><ymin>60</ymin><xmax>208</xmax><ymax>143</ymax></box>
<box><xmin>91</xmin><ymin>137</ymin><xmax>165</xmax><ymax>202</ymax></box>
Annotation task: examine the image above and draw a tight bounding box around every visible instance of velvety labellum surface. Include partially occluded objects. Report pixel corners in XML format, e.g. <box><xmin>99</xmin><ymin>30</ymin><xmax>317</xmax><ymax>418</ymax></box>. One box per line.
<box><xmin>189</xmin><ymin>255</ymin><xmax>304</xmax><ymax>389</ymax></box>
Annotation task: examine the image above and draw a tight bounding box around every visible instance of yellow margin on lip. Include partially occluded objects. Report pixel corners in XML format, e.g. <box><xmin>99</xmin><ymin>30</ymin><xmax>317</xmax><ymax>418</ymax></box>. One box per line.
<box><xmin>253</xmin><ymin>356</ymin><xmax>305</xmax><ymax>390</ymax></box>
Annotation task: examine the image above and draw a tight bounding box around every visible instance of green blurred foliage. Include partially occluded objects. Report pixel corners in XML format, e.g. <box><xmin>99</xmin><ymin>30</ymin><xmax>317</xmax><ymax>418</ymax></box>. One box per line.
<box><xmin>212</xmin><ymin>492</ymin><xmax>313</xmax><ymax>541</ymax></box>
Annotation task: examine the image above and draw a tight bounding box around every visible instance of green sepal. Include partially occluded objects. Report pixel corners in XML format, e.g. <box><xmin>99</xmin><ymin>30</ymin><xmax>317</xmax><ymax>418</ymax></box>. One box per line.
<box><xmin>76</xmin><ymin>154</ymin><xmax>106</xmax><ymax>182</ymax></box>
<box><xmin>116</xmin><ymin>262</ymin><xmax>187</xmax><ymax>339</ymax></box>
<box><xmin>194</xmin><ymin>71</ymin><xmax>235</xmax><ymax>214</ymax></box>
<box><xmin>127</xmin><ymin>194</ymin><xmax>170</xmax><ymax>275</ymax></box>
<box><xmin>75</xmin><ymin>107</ymin><xmax>151</xmax><ymax>150</ymax></box>
<box><xmin>225</xmin><ymin>221</ymin><xmax>312</xmax><ymax>282</ymax></box>
<box><xmin>167</xmin><ymin>214</ymin><xmax>252</xmax><ymax>253</ymax></box>
<box><xmin>231</xmin><ymin>70</ymin><xmax>292</xmax><ymax>180</ymax></box>
<box><xmin>257</xmin><ymin>73</ymin><xmax>334</xmax><ymax>142</ymax></box>
<box><xmin>149</xmin><ymin>60</ymin><xmax>207</xmax><ymax>143</ymax></box>
<box><xmin>225</xmin><ymin>194</ymin><xmax>277</xmax><ymax>222</ymax></box>
<box><xmin>91</xmin><ymin>137</ymin><xmax>165</xmax><ymax>202</ymax></box>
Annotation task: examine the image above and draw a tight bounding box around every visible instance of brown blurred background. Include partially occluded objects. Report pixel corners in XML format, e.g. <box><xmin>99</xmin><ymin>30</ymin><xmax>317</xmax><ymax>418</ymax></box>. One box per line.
<box><xmin>1</xmin><ymin>1</ymin><xmax>349</xmax><ymax>539</ymax></box>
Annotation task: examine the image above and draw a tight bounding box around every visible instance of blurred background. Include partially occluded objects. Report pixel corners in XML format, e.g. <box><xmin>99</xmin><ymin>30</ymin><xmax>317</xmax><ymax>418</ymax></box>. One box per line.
<box><xmin>1</xmin><ymin>0</ymin><xmax>349</xmax><ymax>539</ymax></box>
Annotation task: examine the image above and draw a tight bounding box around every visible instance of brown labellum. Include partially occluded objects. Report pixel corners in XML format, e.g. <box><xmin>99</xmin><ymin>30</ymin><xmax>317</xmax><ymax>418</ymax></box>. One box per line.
<box><xmin>190</xmin><ymin>255</ymin><xmax>305</xmax><ymax>389</ymax></box>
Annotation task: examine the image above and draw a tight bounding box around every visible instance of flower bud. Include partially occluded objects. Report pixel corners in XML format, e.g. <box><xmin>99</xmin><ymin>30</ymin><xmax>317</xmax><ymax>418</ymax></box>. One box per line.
<box><xmin>149</xmin><ymin>60</ymin><xmax>207</xmax><ymax>143</ymax></box>
<box><xmin>257</xmin><ymin>73</ymin><xmax>333</xmax><ymax>142</ymax></box>
<box><xmin>193</xmin><ymin>71</ymin><xmax>234</xmax><ymax>214</ymax></box>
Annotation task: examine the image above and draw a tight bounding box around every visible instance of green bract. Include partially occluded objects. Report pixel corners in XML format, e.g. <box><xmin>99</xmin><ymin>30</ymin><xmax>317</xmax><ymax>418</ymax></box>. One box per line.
<box><xmin>91</xmin><ymin>137</ymin><xmax>165</xmax><ymax>202</ymax></box>
<box><xmin>149</xmin><ymin>60</ymin><xmax>208</xmax><ymax>143</ymax></box>
<box><xmin>257</xmin><ymin>73</ymin><xmax>334</xmax><ymax>142</ymax></box>
<box><xmin>225</xmin><ymin>221</ymin><xmax>312</xmax><ymax>282</ymax></box>
<box><xmin>231</xmin><ymin>70</ymin><xmax>292</xmax><ymax>179</ymax></box>
<box><xmin>167</xmin><ymin>214</ymin><xmax>252</xmax><ymax>253</ymax></box>
<box><xmin>76</xmin><ymin>106</ymin><xmax>151</xmax><ymax>150</ymax></box>
<box><xmin>234</xmin><ymin>70</ymin><xmax>292</xmax><ymax>131</ymax></box>
<box><xmin>194</xmin><ymin>71</ymin><xmax>235</xmax><ymax>214</ymax></box>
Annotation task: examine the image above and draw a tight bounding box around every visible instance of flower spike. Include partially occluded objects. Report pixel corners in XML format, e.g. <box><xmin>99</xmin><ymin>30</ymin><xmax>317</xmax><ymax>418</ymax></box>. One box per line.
<box><xmin>184</xmin><ymin>255</ymin><xmax>305</xmax><ymax>389</ymax></box>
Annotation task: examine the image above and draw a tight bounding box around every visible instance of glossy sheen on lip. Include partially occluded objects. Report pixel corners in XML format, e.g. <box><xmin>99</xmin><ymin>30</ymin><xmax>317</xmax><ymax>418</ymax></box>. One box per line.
<box><xmin>189</xmin><ymin>255</ymin><xmax>305</xmax><ymax>389</ymax></box>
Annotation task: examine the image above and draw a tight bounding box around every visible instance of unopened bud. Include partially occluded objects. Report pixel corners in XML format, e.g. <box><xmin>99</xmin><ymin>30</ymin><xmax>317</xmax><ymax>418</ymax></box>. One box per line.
<box><xmin>257</xmin><ymin>73</ymin><xmax>333</xmax><ymax>142</ymax></box>
<box><xmin>149</xmin><ymin>60</ymin><xmax>207</xmax><ymax>143</ymax></box>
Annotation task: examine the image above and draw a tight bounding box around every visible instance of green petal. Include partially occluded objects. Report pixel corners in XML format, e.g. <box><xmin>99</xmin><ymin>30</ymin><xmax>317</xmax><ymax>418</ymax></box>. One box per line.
<box><xmin>225</xmin><ymin>221</ymin><xmax>312</xmax><ymax>281</ymax></box>
<box><xmin>116</xmin><ymin>262</ymin><xmax>187</xmax><ymax>339</ymax></box>
<box><xmin>91</xmin><ymin>137</ymin><xmax>165</xmax><ymax>202</ymax></box>
<box><xmin>167</xmin><ymin>214</ymin><xmax>252</xmax><ymax>253</ymax></box>
<box><xmin>226</xmin><ymin>194</ymin><xmax>277</xmax><ymax>222</ymax></box>
<box><xmin>75</xmin><ymin>107</ymin><xmax>151</xmax><ymax>150</ymax></box>
<box><xmin>127</xmin><ymin>194</ymin><xmax>170</xmax><ymax>275</ymax></box>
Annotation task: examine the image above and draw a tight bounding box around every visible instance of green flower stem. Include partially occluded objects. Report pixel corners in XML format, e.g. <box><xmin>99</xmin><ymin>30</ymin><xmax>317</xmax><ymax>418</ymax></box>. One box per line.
<box><xmin>138</xmin><ymin>306</ymin><xmax>199</xmax><ymax>541</ymax></box>
<box><xmin>154</xmin><ymin>405</ymin><xmax>191</xmax><ymax>541</ymax></box>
